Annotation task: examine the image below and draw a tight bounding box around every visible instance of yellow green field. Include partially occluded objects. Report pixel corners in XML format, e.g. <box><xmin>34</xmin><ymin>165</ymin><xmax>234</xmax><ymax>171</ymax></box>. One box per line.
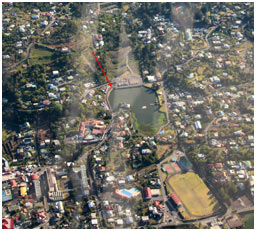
<box><xmin>167</xmin><ymin>172</ymin><xmax>221</xmax><ymax>219</ymax></box>
<box><xmin>156</xmin><ymin>144</ymin><xmax>170</xmax><ymax>160</ymax></box>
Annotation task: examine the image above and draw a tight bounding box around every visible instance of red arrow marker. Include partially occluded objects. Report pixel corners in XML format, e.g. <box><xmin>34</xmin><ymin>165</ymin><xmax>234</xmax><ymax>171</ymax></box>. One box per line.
<box><xmin>92</xmin><ymin>51</ymin><xmax>112</xmax><ymax>87</ymax></box>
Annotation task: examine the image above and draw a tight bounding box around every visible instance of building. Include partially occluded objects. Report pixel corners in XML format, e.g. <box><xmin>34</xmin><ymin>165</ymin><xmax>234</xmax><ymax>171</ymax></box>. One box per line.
<box><xmin>151</xmin><ymin>189</ymin><xmax>161</xmax><ymax>197</ymax></box>
<box><xmin>155</xmin><ymin>72</ymin><xmax>162</xmax><ymax>80</ymax></box>
<box><xmin>20</xmin><ymin>186</ymin><xmax>27</xmax><ymax>197</ymax></box>
<box><xmin>2</xmin><ymin>218</ymin><xmax>14</xmax><ymax>229</ymax></box>
<box><xmin>71</xmin><ymin>165</ymin><xmax>90</xmax><ymax>200</ymax></box>
<box><xmin>147</xmin><ymin>76</ymin><xmax>156</xmax><ymax>82</ymax></box>
<box><xmin>33</xmin><ymin>179</ymin><xmax>42</xmax><ymax>200</ymax></box>
<box><xmin>226</xmin><ymin>215</ymin><xmax>244</xmax><ymax>229</ymax></box>
<box><xmin>37</xmin><ymin>211</ymin><xmax>47</xmax><ymax>223</ymax></box>
<box><xmin>170</xmin><ymin>192</ymin><xmax>182</xmax><ymax>207</ymax></box>
<box><xmin>54</xmin><ymin>201</ymin><xmax>64</xmax><ymax>213</ymax></box>
<box><xmin>143</xmin><ymin>187</ymin><xmax>152</xmax><ymax>200</ymax></box>
<box><xmin>194</xmin><ymin>121</ymin><xmax>202</xmax><ymax>130</ymax></box>
<box><xmin>45</xmin><ymin>168</ymin><xmax>58</xmax><ymax>193</ymax></box>
<box><xmin>2</xmin><ymin>188</ymin><xmax>13</xmax><ymax>202</ymax></box>
<box><xmin>45</xmin><ymin>168</ymin><xmax>65</xmax><ymax>201</ymax></box>
<box><xmin>185</xmin><ymin>29</ymin><xmax>192</xmax><ymax>41</ymax></box>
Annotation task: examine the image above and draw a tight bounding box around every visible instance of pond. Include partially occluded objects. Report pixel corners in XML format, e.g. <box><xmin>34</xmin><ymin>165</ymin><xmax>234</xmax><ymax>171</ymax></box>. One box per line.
<box><xmin>109</xmin><ymin>87</ymin><xmax>164</xmax><ymax>131</ymax></box>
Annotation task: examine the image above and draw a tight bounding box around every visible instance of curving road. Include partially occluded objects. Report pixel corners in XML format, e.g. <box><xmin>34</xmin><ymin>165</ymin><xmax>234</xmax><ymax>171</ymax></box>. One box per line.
<box><xmin>4</xmin><ymin>18</ymin><xmax>56</xmax><ymax>72</ymax></box>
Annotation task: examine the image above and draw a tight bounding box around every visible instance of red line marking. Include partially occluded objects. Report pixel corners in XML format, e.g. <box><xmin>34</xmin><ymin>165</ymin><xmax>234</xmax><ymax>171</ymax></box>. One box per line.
<box><xmin>92</xmin><ymin>51</ymin><xmax>112</xmax><ymax>86</ymax></box>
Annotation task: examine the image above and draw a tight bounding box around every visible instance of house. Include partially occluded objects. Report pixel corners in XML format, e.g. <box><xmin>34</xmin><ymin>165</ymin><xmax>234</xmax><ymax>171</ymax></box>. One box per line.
<box><xmin>126</xmin><ymin>216</ymin><xmax>134</xmax><ymax>225</ymax></box>
<box><xmin>54</xmin><ymin>201</ymin><xmax>64</xmax><ymax>213</ymax></box>
<box><xmin>187</xmin><ymin>73</ymin><xmax>194</xmax><ymax>79</ymax></box>
<box><xmin>143</xmin><ymin>187</ymin><xmax>152</xmax><ymax>200</ymax></box>
<box><xmin>247</xmin><ymin>135</ymin><xmax>254</xmax><ymax>143</ymax></box>
<box><xmin>91</xmin><ymin>219</ymin><xmax>98</xmax><ymax>226</ymax></box>
<box><xmin>61</xmin><ymin>47</ymin><xmax>69</xmax><ymax>53</ymax></box>
<box><xmin>37</xmin><ymin>211</ymin><xmax>47</xmax><ymax>223</ymax></box>
<box><xmin>116</xmin><ymin>219</ymin><xmax>123</xmax><ymax>226</ymax></box>
<box><xmin>52</xmin><ymin>70</ymin><xmax>59</xmax><ymax>76</ymax></box>
<box><xmin>151</xmin><ymin>189</ymin><xmax>161</xmax><ymax>197</ymax></box>
<box><xmin>141</xmin><ymin>216</ymin><xmax>149</xmax><ymax>224</ymax></box>
<box><xmin>185</xmin><ymin>28</ymin><xmax>192</xmax><ymax>41</ymax></box>
<box><xmin>20</xmin><ymin>186</ymin><xmax>27</xmax><ymax>197</ymax></box>
<box><xmin>40</xmin><ymin>20</ymin><xmax>48</xmax><ymax>27</ymax></box>
<box><xmin>155</xmin><ymin>72</ymin><xmax>162</xmax><ymax>80</ymax></box>
<box><xmin>194</xmin><ymin>121</ymin><xmax>202</xmax><ymax>130</ymax></box>
<box><xmin>180</xmin><ymin>132</ymin><xmax>188</xmax><ymax>138</ymax></box>
<box><xmin>31</xmin><ymin>15</ymin><xmax>39</xmax><ymax>19</ymax></box>
<box><xmin>141</xmin><ymin>149</ymin><xmax>152</xmax><ymax>155</ymax></box>
<box><xmin>2</xmin><ymin>218</ymin><xmax>14</xmax><ymax>229</ymax></box>
<box><xmin>226</xmin><ymin>215</ymin><xmax>244</xmax><ymax>229</ymax></box>
<box><xmin>3</xmin><ymin>55</ymin><xmax>10</xmax><ymax>60</ymax></box>
<box><xmin>42</xmin><ymin>100</ymin><xmax>51</xmax><ymax>106</ymax></box>
<box><xmin>147</xmin><ymin>75</ymin><xmax>156</xmax><ymax>82</ymax></box>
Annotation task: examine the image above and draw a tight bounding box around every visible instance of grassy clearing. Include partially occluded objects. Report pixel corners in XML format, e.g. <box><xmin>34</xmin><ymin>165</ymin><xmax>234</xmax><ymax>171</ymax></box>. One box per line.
<box><xmin>122</xmin><ymin>4</ymin><xmax>129</xmax><ymax>11</ymax></box>
<box><xmin>119</xmin><ymin>71</ymin><xmax>131</xmax><ymax>79</ymax></box>
<box><xmin>191</xmin><ymin>40</ymin><xmax>208</xmax><ymax>50</ymax></box>
<box><xmin>157</xmin><ymin>144</ymin><xmax>170</xmax><ymax>160</ymax></box>
<box><xmin>156</xmin><ymin>88</ymin><xmax>166</xmax><ymax>113</ymax></box>
<box><xmin>128</xmin><ymin>52</ymin><xmax>140</xmax><ymax>75</ymax></box>
<box><xmin>242</xmin><ymin>213</ymin><xmax>254</xmax><ymax>229</ymax></box>
<box><xmin>157</xmin><ymin>113</ymin><xmax>167</xmax><ymax>129</ymax></box>
<box><xmin>161</xmin><ymin>171</ymin><xmax>168</xmax><ymax>182</ymax></box>
<box><xmin>160</xmin><ymin>125</ymin><xmax>176</xmax><ymax>138</ymax></box>
<box><xmin>143</xmin><ymin>83</ymin><xmax>153</xmax><ymax>88</ymax></box>
<box><xmin>29</xmin><ymin>46</ymin><xmax>53</xmax><ymax>65</ymax></box>
<box><xmin>168</xmin><ymin>172</ymin><xmax>221</xmax><ymax>219</ymax></box>
<box><xmin>30</xmin><ymin>47</ymin><xmax>53</xmax><ymax>59</ymax></box>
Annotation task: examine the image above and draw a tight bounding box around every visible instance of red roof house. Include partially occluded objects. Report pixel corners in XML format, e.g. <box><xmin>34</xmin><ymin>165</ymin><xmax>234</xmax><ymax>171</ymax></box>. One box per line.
<box><xmin>31</xmin><ymin>174</ymin><xmax>39</xmax><ymax>180</ymax></box>
<box><xmin>143</xmin><ymin>187</ymin><xmax>152</xmax><ymax>200</ymax></box>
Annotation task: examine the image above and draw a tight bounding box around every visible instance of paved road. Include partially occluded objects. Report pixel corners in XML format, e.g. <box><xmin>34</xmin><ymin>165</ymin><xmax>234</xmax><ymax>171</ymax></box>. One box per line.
<box><xmin>203</xmin><ymin>118</ymin><xmax>216</xmax><ymax>143</ymax></box>
<box><xmin>157</xmin><ymin>81</ymin><xmax>170</xmax><ymax>134</ymax></box>
<box><xmin>3</xmin><ymin>18</ymin><xmax>56</xmax><ymax>71</ymax></box>
<box><xmin>183</xmin><ymin>26</ymin><xmax>217</xmax><ymax>67</ymax></box>
<box><xmin>160</xmin><ymin>26</ymin><xmax>217</xmax><ymax>79</ymax></box>
<box><xmin>155</xmin><ymin>150</ymin><xmax>185</xmax><ymax>224</ymax></box>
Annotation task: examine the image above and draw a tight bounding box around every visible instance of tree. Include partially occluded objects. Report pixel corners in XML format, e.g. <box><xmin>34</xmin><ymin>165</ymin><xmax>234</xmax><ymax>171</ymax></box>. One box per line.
<box><xmin>48</xmin><ymin>102</ymin><xmax>63</xmax><ymax>121</ymax></box>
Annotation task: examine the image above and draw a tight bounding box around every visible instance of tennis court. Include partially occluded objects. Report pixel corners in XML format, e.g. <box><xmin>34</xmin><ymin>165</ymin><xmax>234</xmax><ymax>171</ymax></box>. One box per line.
<box><xmin>162</xmin><ymin>162</ymin><xmax>181</xmax><ymax>175</ymax></box>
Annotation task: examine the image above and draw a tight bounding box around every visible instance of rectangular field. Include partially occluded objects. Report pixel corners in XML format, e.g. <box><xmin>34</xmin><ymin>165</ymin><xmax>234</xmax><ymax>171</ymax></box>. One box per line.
<box><xmin>168</xmin><ymin>172</ymin><xmax>221</xmax><ymax>218</ymax></box>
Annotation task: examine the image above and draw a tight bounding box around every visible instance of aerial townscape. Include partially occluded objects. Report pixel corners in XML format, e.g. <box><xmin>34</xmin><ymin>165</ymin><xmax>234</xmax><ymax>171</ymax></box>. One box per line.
<box><xmin>2</xmin><ymin>2</ymin><xmax>254</xmax><ymax>229</ymax></box>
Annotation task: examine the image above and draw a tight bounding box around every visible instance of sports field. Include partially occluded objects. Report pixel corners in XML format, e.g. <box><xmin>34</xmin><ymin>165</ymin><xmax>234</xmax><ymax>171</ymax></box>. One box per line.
<box><xmin>167</xmin><ymin>172</ymin><xmax>221</xmax><ymax>219</ymax></box>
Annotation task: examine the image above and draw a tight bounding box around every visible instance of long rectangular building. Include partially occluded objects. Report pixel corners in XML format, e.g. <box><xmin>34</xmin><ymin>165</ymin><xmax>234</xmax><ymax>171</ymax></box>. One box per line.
<box><xmin>71</xmin><ymin>165</ymin><xmax>90</xmax><ymax>200</ymax></box>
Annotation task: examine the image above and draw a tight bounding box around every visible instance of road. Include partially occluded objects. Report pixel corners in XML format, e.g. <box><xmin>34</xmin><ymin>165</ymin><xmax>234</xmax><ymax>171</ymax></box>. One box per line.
<box><xmin>203</xmin><ymin>118</ymin><xmax>216</xmax><ymax>143</ymax></box>
<box><xmin>157</xmin><ymin>81</ymin><xmax>170</xmax><ymax>134</ymax></box>
<box><xmin>160</xmin><ymin>26</ymin><xmax>217</xmax><ymax>79</ymax></box>
<box><xmin>155</xmin><ymin>150</ymin><xmax>185</xmax><ymax>225</ymax></box>
<box><xmin>183</xmin><ymin>26</ymin><xmax>217</xmax><ymax>67</ymax></box>
<box><xmin>3</xmin><ymin>17</ymin><xmax>56</xmax><ymax>72</ymax></box>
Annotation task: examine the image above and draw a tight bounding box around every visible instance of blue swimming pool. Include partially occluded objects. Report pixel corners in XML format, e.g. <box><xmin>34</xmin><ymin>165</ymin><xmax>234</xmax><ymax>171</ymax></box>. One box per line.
<box><xmin>120</xmin><ymin>189</ymin><xmax>132</xmax><ymax>197</ymax></box>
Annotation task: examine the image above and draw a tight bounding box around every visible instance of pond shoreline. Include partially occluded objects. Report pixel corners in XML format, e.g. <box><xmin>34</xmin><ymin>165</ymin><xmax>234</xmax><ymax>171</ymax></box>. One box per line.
<box><xmin>107</xmin><ymin>85</ymin><xmax>167</xmax><ymax>136</ymax></box>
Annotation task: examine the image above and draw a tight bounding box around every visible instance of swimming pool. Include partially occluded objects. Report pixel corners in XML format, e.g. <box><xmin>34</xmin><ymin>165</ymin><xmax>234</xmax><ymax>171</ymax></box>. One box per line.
<box><xmin>120</xmin><ymin>189</ymin><xmax>132</xmax><ymax>197</ymax></box>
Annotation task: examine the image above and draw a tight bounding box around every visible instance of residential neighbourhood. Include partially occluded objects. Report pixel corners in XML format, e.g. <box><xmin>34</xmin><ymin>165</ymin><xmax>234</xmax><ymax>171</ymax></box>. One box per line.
<box><xmin>2</xmin><ymin>2</ymin><xmax>254</xmax><ymax>229</ymax></box>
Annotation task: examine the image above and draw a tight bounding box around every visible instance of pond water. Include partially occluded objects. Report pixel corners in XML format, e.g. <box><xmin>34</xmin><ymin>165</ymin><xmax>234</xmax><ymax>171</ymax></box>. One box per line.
<box><xmin>109</xmin><ymin>87</ymin><xmax>162</xmax><ymax>127</ymax></box>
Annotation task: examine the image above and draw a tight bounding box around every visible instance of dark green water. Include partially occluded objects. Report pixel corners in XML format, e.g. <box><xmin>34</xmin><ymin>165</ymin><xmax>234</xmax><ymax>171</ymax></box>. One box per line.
<box><xmin>109</xmin><ymin>87</ymin><xmax>162</xmax><ymax>126</ymax></box>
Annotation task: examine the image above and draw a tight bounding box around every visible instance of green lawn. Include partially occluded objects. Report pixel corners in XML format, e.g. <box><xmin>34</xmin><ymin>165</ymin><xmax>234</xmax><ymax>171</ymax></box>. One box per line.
<box><xmin>30</xmin><ymin>47</ymin><xmax>53</xmax><ymax>59</ymax></box>
<box><xmin>29</xmin><ymin>47</ymin><xmax>53</xmax><ymax>65</ymax></box>
<box><xmin>242</xmin><ymin>213</ymin><xmax>254</xmax><ymax>229</ymax></box>
<box><xmin>167</xmin><ymin>172</ymin><xmax>221</xmax><ymax>219</ymax></box>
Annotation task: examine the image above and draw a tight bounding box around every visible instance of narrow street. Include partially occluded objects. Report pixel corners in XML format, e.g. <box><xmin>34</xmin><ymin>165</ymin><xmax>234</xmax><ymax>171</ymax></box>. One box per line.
<box><xmin>3</xmin><ymin>17</ymin><xmax>56</xmax><ymax>72</ymax></box>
